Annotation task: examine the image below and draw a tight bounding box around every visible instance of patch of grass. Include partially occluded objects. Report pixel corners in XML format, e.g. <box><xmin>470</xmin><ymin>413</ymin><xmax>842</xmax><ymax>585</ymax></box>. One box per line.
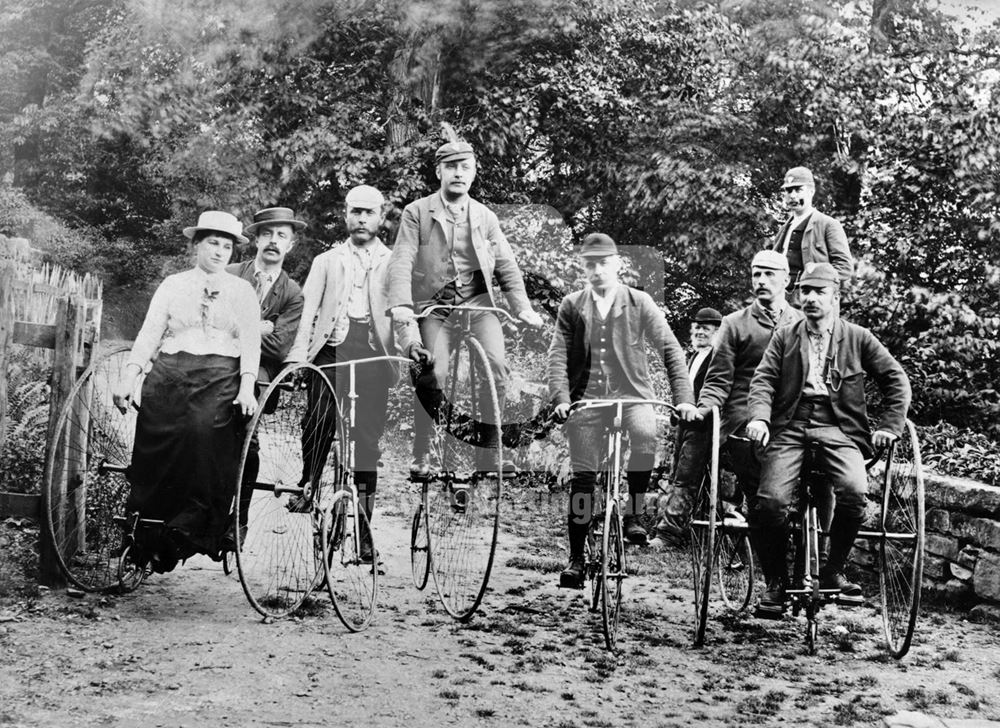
<box><xmin>460</xmin><ymin>652</ymin><xmax>496</xmax><ymax>671</ymax></box>
<box><xmin>736</xmin><ymin>690</ymin><xmax>788</xmax><ymax>722</ymax></box>
<box><xmin>941</xmin><ymin>648</ymin><xmax>961</xmax><ymax>662</ymax></box>
<box><xmin>511</xmin><ymin>680</ymin><xmax>550</xmax><ymax>693</ymax></box>
<box><xmin>901</xmin><ymin>687</ymin><xmax>931</xmax><ymax>710</ymax></box>
<box><xmin>950</xmin><ymin>680</ymin><xmax>974</xmax><ymax>697</ymax></box>
<box><xmin>430</xmin><ymin>669</ymin><xmax>447</xmax><ymax>679</ymax></box>
<box><xmin>439</xmin><ymin>689</ymin><xmax>460</xmax><ymax>700</ymax></box>
<box><xmin>506</xmin><ymin>555</ymin><xmax>563</xmax><ymax>573</ymax></box>
<box><xmin>474</xmin><ymin>708</ymin><xmax>495</xmax><ymax>718</ymax></box>
<box><xmin>561</xmin><ymin>692</ymin><xmax>575</xmax><ymax>701</ymax></box>
<box><xmin>830</xmin><ymin>695</ymin><xmax>888</xmax><ymax>726</ymax></box>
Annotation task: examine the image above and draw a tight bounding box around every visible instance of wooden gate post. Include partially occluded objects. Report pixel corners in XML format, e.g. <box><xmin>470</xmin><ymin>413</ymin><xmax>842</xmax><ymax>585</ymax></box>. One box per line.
<box><xmin>39</xmin><ymin>293</ymin><xmax>86</xmax><ymax>586</ymax></box>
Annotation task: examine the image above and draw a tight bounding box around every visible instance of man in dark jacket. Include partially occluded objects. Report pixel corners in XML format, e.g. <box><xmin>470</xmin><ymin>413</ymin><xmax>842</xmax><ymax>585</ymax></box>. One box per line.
<box><xmin>746</xmin><ymin>262</ymin><xmax>911</xmax><ymax>614</ymax></box>
<box><xmin>771</xmin><ymin>167</ymin><xmax>854</xmax><ymax>292</ymax></box>
<box><xmin>649</xmin><ymin>306</ymin><xmax>723</xmax><ymax>549</ymax></box>
<box><xmin>548</xmin><ymin>233</ymin><xmax>697</xmax><ymax>588</ymax></box>
<box><xmin>227</xmin><ymin>207</ymin><xmax>304</xmax><ymax>381</ymax></box>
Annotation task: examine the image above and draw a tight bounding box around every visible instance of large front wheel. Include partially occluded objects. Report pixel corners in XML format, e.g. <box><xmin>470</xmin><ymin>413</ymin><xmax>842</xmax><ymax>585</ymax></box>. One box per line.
<box><xmin>601</xmin><ymin>501</ymin><xmax>626</xmax><ymax>651</ymax></box>
<box><xmin>234</xmin><ymin>363</ymin><xmax>334</xmax><ymax>618</ymax></box>
<box><xmin>877</xmin><ymin>419</ymin><xmax>925</xmax><ymax>659</ymax></box>
<box><xmin>426</xmin><ymin>338</ymin><xmax>503</xmax><ymax>621</ymax></box>
<box><xmin>43</xmin><ymin>344</ymin><xmax>137</xmax><ymax>592</ymax></box>
<box><xmin>689</xmin><ymin>406</ymin><xmax>720</xmax><ymax>646</ymax></box>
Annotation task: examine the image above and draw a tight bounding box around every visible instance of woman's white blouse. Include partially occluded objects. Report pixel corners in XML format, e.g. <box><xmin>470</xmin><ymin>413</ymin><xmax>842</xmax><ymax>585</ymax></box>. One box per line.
<box><xmin>127</xmin><ymin>268</ymin><xmax>262</xmax><ymax>377</ymax></box>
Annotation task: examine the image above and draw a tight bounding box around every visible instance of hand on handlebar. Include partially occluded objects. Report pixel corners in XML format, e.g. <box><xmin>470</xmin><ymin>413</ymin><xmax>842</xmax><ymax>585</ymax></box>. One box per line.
<box><xmin>675</xmin><ymin>403</ymin><xmax>701</xmax><ymax>422</ymax></box>
<box><xmin>872</xmin><ymin>429</ymin><xmax>898</xmax><ymax>449</ymax></box>
<box><xmin>517</xmin><ymin>309</ymin><xmax>544</xmax><ymax>329</ymax></box>
<box><xmin>746</xmin><ymin>419</ymin><xmax>770</xmax><ymax>448</ymax></box>
<box><xmin>552</xmin><ymin>402</ymin><xmax>571</xmax><ymax>424</ymax></box>
<box><xmin>407</xmin><ymin>342</ymin><xmax>434</xmax><ymax>366</ymax></box>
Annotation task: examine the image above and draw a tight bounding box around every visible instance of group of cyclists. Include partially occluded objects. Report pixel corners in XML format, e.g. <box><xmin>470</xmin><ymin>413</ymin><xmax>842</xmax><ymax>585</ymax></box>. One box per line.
<box><xmin>116</xmin><ymin>143</ymin><xmax>912</xmax><ymax>619</ymax></box>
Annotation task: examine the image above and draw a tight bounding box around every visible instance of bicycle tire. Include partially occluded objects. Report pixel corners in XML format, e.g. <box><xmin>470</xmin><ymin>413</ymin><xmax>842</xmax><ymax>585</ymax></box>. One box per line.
<box><xmin>717</xmin><ymin>531</ymin><xmax>755</xmax><ymax>611</ymax></box>
<box><xmin>116</xmin><ymin>543</ymin><xmax>147</xmax><ymax>594</ymax></box>
<box><xmin>234</xmin><ymin>363</ymin><xmax>331</xmax><ymax>619</ymax></box>
<box><xmin>689</xmin><ymin>406</ymin><xmax>719</xmax><ymax>645</ymax></box>
<box><xmin>877</xmin><ymin>419</ymin><xmax>925</xmax><ymax>659</ymax></box>
<box><xmin>587</xmin><ymin>501</ymin><xmax>603</xmax><ymax>613</ymax></box>
<box><xmin>426</xmin><ymin>338</ymin><xmax>503</xmax><ymax>621</ymax></box>
<box><xmin>43</xmin><ymin>344</ymin><xmax>137</xmax><ymax>592</ymax></box>
<box><xmin>323</xmin><ymin>492</ymin><xmax>378</xmax><ymax>632</ymax></box>
<box><xmin>410</xmin><ymin>501</ymin><xmax>431</xmax><ymax>590</ymax></box>
<box><xmin>601</xmin><ymin>501</ymin><xmax>625</xmax><ymax>651</ymax></box>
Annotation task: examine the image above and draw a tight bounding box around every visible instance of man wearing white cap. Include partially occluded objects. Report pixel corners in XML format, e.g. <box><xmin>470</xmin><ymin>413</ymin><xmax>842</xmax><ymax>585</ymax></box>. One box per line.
<box><xmin>227</xmin><ymin>207</ymin><xmax>305</xmax><ymax>383</ymax></box>
<box><xmin>286</xmin><ymin>185</ymin><xmax>408</xmax><ymax>561</ymax></box>
<box><xmin>771</xmin><ymin>166</ymin><xmax>853</xmax><ymax>291</ymax></box>
<box><xmin>386</xmin><ymin>140</ymin><xmax>543</xmax><ymax>477</ymax></box>
<box><xmin>747</xmin><ymin>261</ymin><xmax>910</xmax><ymax>615</ymax></box>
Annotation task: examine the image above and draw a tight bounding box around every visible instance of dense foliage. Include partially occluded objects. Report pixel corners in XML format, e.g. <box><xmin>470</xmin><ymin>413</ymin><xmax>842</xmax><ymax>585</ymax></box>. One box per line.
<box><xmin>0</xmin><ymin>0</ymin><xmax>998</xmax><ymax>440</ymax></box>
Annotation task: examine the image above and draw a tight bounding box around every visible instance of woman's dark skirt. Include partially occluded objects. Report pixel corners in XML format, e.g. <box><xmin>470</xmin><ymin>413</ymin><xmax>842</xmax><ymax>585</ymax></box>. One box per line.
<box><xmin>125</xmin><ymin>351</ymin><xmax>241</xmax><ymax>571</ymax></box>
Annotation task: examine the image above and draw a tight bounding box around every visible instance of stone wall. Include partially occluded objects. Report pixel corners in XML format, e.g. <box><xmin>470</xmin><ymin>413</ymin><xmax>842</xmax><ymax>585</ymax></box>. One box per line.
<box><xmin>853</xmin><ymin>470</ymin><xmax>1000</xmax><ymax>613</ymax></box>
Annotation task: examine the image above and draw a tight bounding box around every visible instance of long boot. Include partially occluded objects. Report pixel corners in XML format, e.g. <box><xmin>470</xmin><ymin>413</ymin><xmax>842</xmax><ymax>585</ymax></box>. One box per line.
<box><xmin>750</xmin><ymin>524</ymin><xmax>790</xmax><ymax>618</ymax></box>
<box><xmin>622</xmin><ymin>470</ymin><xmax>651</xmax><ymax>545</ymax></box>
<box><xmin>355</xmin><ymin>472</ymin><xmax>377</xmax><ymax>564</ymax></box>
<box><xmin>560</xmin><ymin>513</ymin><xmax>590</xmax><ymax>589</ymax></box>
<box><xmin>819</xmin><ymin>511</ymin><xmax>863</xmax><ymax>605</ymax></box>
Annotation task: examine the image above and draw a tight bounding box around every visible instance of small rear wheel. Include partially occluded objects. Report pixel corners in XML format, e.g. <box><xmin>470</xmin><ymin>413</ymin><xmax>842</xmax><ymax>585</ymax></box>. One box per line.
<box><xmin>410</xmin><ymin>501</ymin><xmax>430</xmax><ymax>590</ymax></box>
<box><xmin>116</xmin><ymin>543</ymin><xmax>146</xmax><ymax>593</ymax></box>
<box><xmin>877</xmin><ymin>419</ymin><xmax>925</xmax><ymax>659</ymax></box>
<box><xmin>323</xmin><ymin>493</ymin><xmax>378</xmax><ymax>632</ymax></box>
<box><xmin>717</xmin><ymin>530</ymin><xmax>755</xmax><ymax>611</ymax></box>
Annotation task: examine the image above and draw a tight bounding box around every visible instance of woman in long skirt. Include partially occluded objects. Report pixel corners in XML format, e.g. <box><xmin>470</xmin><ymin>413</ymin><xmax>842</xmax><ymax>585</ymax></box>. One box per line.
<box><xmin>113</xmin><ymin>211</ymin><xmax>260</xmax><ymax>572</ymax></box>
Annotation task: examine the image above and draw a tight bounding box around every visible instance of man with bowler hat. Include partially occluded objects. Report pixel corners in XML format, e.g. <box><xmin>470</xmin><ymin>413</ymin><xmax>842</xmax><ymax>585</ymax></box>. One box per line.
<box><xmin>649</xmin><ymin>305</ymin><xmax>725</xmax><ymax>549</ymax></box>
<box><xmin>386</xmin><ymin>140</ymin><xmax>543</xmax><ymax>478</ymax></box>
<box><xmin>286</xmin><ymin>185</ymin><xmax>412</xmax><ymax>562</ymax></box>
<box><xmin>771</xmin><ymin>167</ymin><xmax>854</xmax><ymax>292</ymax></box>
<box><xmin>746</xmin><ymin>261</ymin><xmax>910</xmax><ymax>615</ymax></box>
<box><xmin>548</xmin><ymin>233</ymin><xmax>697</xmax><ymax>589</ymax></box>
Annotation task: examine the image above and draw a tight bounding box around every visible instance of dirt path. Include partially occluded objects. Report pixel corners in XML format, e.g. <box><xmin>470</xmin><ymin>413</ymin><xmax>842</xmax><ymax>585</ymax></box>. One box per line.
<box><xmin>2</xmin><ymin>476</ymin><xmax>999</xmax><ymax>728</ymax></box>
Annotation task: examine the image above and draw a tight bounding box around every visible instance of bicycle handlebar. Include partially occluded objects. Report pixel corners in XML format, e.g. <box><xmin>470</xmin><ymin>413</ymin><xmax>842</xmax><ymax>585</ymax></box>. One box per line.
<box><xmin>316</xmin><ymin>355</ymin><xmax>413</xmax><ymax>371</ymax></box>
<box><xmin>730</xmin><ymin>433</ymin><xmax>888</xmax><ymax>470</ymax></box>
<box><xmin>567</xmin><ymin>398</ymin><xmax>677</xmax><ymax>415</ymax></box>
<box><xmin>414</xmin><ymin>304</ymin><xmax>519</xmax><ymax>324</ymax></box>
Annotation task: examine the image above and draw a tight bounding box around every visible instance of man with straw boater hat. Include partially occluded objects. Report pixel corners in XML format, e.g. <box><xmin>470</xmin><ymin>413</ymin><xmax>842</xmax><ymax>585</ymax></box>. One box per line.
<box><xmin>227</xmin><ymin>206</ymin><xmax>305</xmax><ymax>383</ymax></box>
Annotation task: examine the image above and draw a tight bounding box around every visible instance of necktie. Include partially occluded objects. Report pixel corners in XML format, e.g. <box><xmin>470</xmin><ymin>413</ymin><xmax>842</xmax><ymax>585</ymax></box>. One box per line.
<box><xmin>254</xmin><ymin>271</ymin><xmax>269</xmax><ymax>302</ymax></box>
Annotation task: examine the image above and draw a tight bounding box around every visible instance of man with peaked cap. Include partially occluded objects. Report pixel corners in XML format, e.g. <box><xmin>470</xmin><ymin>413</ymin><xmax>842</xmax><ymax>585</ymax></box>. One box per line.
<box><xmin>660</xmin><ymin>250</ymin><xmax>807</xmax><ymax>551</ymax></box>
<box><xmin>227</xmin><ymin>206</ymin><xmax>305</xmax><ymax>383</ymax></box>
<box><xmin>547</xmin><ymin>233</ymin><xmax>697</xmax><ymax>589</ymax></box>
<box><xmin>746</xmin><ymin>261</ymin><xmax>910</xmax><ymax>616</ymax></box>
<box><xmin>386</xmin><ymin>140</ymin><xmax>544</xmax><ymax>478</ymax></box>
<box><xmin>286</xmin><ymin>185</ymin><xmax>412</xmax><ymax>562</ymax></box>
<box><xmin>649</xmin><ymin>305</ymin><xmax>725</xmax><ymax>549</ymax></box>
<box><xmin>771</xmin><ymin>166</ymin><xmax>854</xmax><ymax>291</ymax></box>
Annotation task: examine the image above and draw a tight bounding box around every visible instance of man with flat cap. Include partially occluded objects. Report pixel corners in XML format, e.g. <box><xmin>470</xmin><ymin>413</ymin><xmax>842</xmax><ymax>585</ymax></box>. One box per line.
<box><xmin>548</xmin><ymin>233</ymin><xmax>697</xmax><ymax>589</ymax></box>
<box><xmin>771</xmin><ymin>166</ymin><xmax>854</xmax><ymax>292</ymax></box>
<box><xmin>649</xmin><ymin>305</ymin><xmax>724</xmax><ymax>548</ymax></box>
<box><xmin>286</xmin><ymin>185</ymin><xmax>409</xmax><ymax>561</ymax></box>
<box><xmin>227</xmin><ymin>206</ymin><xmax>305</xmax><ymax>382</ymax></box>
<box><xmin>746</xmin><ymin>261</ymin><xmax>910</xmax><ymax>615</ymax></box>
<box><xmin>386</xmin><ymin>140</ymin><xmax>543</xmax><ymax>478</ymax></box>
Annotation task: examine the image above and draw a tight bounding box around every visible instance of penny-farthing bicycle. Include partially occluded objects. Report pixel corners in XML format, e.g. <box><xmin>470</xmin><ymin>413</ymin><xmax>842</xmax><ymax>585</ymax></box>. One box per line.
<box><xmin>235</xmin><ymin>356</ymin><xmax>402</xmax><ymax>631</ymax></box>
<box><xmin>408</xmin><ymin>304</ymin><xmax>514</xmax><ymax>621</ymax></box>
<box><xmin>567</xmin><ymin>398</ymin><xmax>678</xmax><ymax>651</ymax></box>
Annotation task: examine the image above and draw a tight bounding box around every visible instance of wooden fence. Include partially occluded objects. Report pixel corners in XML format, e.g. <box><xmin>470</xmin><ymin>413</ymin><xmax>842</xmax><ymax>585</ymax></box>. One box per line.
<box><xmin>0</xmin><ymin>235</ymin><xmax>103</xmax><ymax>584</ymax></box>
